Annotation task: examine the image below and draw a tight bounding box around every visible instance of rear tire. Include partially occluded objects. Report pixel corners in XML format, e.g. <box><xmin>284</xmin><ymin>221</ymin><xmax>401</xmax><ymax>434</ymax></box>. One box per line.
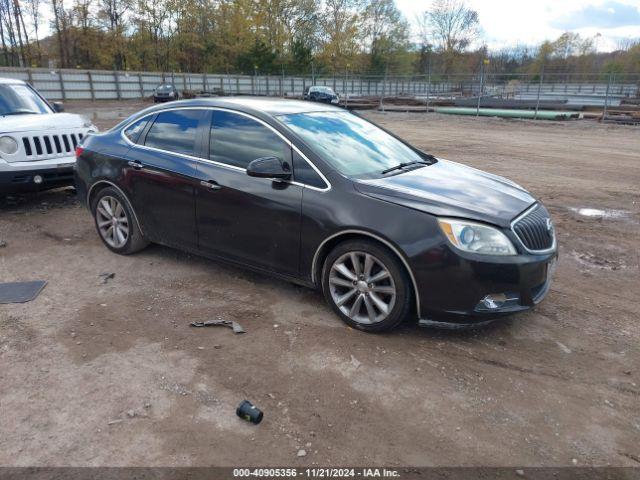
<box><xmin>91</xmin><ymin>187</ymin><xmax>149</xmax><ymax>255</ymax></box>
<box><xmin>322</xmin><ymin>239</ymin><xmax>412</xmax><ymax>332</ymax></box>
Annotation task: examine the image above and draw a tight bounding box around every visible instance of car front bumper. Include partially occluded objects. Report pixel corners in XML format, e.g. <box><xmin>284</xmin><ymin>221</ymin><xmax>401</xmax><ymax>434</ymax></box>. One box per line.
<box><xmin>0</xmin><ymin>157</ymin><xmax>76</xmax><ymax>193</ymax></box>
<box><xmin>413</xmin><ymin>244</ymin><xmax>558</xmax><ymax>324</ymax></box>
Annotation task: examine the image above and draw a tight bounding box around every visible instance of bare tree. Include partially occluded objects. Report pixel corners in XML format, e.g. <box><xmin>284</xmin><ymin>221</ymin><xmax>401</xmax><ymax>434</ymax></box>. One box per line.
<box><xmin>51</xmin><ymin>0</ymin><xmax>70</xmax><ymax>67</ymax></box>
<box><xmin>24</xmin><ymin>0</ymin><xmax>42</xmax><ymax>62</ymax></box>
<box><xmin>420</xmin><ymin>0</ymin><xmax>479</xmax><ymax>73</ymax></box>
<box><xmin>423</xmin><ymin>0</ymin><xmax>479</xmax><ymax>53</ymax></box>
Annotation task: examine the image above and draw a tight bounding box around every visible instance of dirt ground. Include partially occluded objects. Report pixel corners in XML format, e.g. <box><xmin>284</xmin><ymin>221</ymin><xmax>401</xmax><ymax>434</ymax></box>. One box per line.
<box><xmin>1</xmin><ymin>100</ymin><xmax>639</xmax><ymax>467</ymax></box>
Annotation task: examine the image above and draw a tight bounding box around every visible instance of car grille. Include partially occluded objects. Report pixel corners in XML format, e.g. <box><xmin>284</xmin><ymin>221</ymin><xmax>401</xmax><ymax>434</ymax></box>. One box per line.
<box><xmin>21</xmin><ymin>132</ymin><xmax>84</xmax><ymax>159</ymax></box>
<box><xmin>512</xmin><ymin>204</ymin><xmax>555</xmax><ymax>252</ymax></box>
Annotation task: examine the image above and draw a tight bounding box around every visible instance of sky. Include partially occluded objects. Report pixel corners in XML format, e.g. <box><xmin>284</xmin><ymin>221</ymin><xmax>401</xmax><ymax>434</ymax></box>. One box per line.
<box><xmin>396</xmin><ymin>0</ymin><xmax>640</xmax><ymax>52</ymax></box>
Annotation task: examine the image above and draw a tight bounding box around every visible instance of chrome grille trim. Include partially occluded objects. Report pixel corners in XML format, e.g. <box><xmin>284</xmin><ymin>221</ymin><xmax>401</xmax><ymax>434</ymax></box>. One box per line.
<box><xmin>511</xmin><ymin>203</ymin><xmax>556</xmax><ymax>254</ymax></box>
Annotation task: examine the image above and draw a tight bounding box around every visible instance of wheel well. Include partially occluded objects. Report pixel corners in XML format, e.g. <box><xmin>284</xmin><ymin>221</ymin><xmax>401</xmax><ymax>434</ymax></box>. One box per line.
<box><xmin>313</xmin><ymin>232</ymin><xmax>418</xmax><ymax>313</ymax></box>
<box><xmin>87</xmin><ymin>182</ymin><xmax>111</xmax><ymax>209</ymax></box>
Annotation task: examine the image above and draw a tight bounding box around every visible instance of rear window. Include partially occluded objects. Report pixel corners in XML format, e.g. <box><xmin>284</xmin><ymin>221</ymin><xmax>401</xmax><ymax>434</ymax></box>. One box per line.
<box><xmin>123</xmin><ymin>117</ymin><xmax>149</xmax><ymax>143</ymax></box>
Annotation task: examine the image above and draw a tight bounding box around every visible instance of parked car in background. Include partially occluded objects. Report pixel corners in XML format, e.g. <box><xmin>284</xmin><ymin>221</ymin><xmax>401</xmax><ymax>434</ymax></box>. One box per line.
<box><xmin>303</xmin><ymin>85</ymin><xmax>340</xmax><ymax>104</ymax></box>
<box><xmin>153</xmin><ymin>83</ymin><xmax>180</xmax><ymax>103</ymax></box>
<box><xmin>75</xmin><ymin>98</ymin><xmax>557</xmax><ymax>332</ymax></box>
<box><xmin>0</xmin><ymin>78</ymin><xmax>97</xmax><ymax>193</ymax></box>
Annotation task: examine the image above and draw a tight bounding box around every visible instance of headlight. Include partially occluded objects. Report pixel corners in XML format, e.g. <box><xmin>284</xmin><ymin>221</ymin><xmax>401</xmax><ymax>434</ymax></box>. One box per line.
<box><xmin>0</xmin><ymin>136</ymin><xmax>18</xmax><ymax>155</ymax></box>
<box><xmin>438</xmin><ymin>218</ymin><xmax>517</xmax><ymax>255</ymax></box>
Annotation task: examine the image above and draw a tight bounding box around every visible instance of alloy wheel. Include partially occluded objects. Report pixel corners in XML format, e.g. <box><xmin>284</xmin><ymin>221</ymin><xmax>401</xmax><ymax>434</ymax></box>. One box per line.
<box><xmin>96</xmin><ymin>195</ymin><xmax>129</xmax><ymax>249</ymax></box>
<box><xmin>328</xmin><ymin>251</ymin><xmax>396</xmax><ymax>325</ymax></box>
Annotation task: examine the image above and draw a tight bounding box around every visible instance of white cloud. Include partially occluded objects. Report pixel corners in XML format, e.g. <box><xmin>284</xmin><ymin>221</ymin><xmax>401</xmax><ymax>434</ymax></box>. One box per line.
<box><xmin>396</xmin><ymin>0</ymin><xmax>640</xmax><ymax>51</ymax></box>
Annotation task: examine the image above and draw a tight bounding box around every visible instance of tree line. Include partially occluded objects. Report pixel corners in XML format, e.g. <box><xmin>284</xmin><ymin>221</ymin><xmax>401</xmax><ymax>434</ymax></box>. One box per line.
<box><xmin>1</xmin><ymin>0</ymin><xmax>639</xmax><ymax>77</ymax></box>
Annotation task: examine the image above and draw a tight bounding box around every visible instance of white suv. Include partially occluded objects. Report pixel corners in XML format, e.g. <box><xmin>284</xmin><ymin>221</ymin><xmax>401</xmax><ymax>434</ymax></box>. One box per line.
<box><xmin>0</xmin><ymin>78</ymin><xmax>97</xmax><ymax>193</ymax></box>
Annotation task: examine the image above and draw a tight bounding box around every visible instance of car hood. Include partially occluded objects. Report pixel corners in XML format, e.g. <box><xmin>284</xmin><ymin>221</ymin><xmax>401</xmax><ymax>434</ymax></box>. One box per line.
<box><xmin>353</xmin><ymin>159</ymin><xmax>536</xmax><ymax>227</ymax></box>
<box><xmin>0</xmin><ymin>113</ymin><xmax>88</xmax><ymax>134</ymax></box>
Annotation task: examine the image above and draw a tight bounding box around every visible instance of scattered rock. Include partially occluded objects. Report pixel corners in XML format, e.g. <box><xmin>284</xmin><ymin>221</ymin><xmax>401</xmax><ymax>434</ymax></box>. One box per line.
<box><xmin>305</xmin><ymin>442</ymin><xmax>312</xmax><ymax>448</ymax></box>
<box><xmin>515</xmin><ymin>469</ymin><xmax>524</xmax><ymax>477</ymax></box>
<box><xmin>0</xmin><ymin>240</ymin><xmax>6</xmax><ymax>248</ymax></box>
<box><xmin>297</xmin><ymin>449</ymin><xmax>307</xmax><ymax>457</ymax></box>
<box><xmin>623</xmin><ymin>370</ymin><xmax>632</xmax><ymax>375</ymax></box>
<box><xmin>350</xmin><ymin>355</ymin><xmax>361</xmax><ymax>369</ymax></box>
<box><xmin>127</xmin><ymin>410</ymin><xmax>136</xmax><ymax>418</ymax></box>
<box><xmin>98</xmin><ymin>272</ymin><xmax>115</xmax><ymax>284</ymax></box>
<box><xmin>107</xmin><ymin>419</ymin><xmax>123</xmax><ymax>425</ymax></box>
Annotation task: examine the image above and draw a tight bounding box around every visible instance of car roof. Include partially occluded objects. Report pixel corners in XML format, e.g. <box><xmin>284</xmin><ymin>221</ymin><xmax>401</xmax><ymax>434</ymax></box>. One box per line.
<box><xmin>0</xmin><ymin>77</ymin><xmax>26</xmax><ymax>85</ymax></box>
<box><xmin>142</xmin><ymin>96</ymin><xmax>344</xmax><ymax>116</ymax></box>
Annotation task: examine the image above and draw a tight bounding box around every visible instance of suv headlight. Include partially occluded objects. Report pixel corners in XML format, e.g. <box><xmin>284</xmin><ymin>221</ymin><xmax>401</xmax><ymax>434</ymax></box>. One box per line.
<box><xmin>0</xmin><ymin>136</ymin><xmax>18</xmax><ymax>155</ymax></box>
<box><xmin>438</xmin><ymin>218</ymin><xmax>517</xmax><ymax>255</ymax></box>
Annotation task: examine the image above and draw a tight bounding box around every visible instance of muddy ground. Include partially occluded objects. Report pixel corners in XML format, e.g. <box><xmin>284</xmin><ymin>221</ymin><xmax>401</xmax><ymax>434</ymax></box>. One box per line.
<box><xmin>1</xmin><ymin>100</ymin><xmax>639</xmax><ymax>467</ymax></box>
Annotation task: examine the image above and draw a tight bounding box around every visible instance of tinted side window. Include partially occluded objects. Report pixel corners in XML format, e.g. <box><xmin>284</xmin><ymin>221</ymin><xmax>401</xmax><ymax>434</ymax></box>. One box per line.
<box><xmin>210</xmin><ymin>111</ymin><xmax>287</xmax><ymax>169</ymax></box>
<box><xmin>144</xmin><ymin>110</ymin><xmax>202</xmax><ymax>156</ymax></box>
<box><xmin>124</xmin><ymin>117</ymin><xmax>149</xmax><ymax>144</ymax></box>
<box><xmin>293</xmin><ymin>151</ymin><xmax>327</xmax><ymax>189</ymax></box>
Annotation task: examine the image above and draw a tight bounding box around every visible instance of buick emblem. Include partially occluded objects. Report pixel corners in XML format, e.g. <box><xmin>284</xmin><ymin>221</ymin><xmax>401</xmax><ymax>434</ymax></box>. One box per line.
<box><xmin>546</xmin><ymin>218</ymin><xmax>554</xmax><ymax>233</ymax></box>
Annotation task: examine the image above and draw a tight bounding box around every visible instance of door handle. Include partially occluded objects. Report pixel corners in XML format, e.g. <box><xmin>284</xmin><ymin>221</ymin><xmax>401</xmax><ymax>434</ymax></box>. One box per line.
<box><xmin>127</xmin><ymin>160</ymin><xmax>143</xmax><ymax>170</ymax></box>
<box><xmin>200</xmin><ymin>180</ymin><xmax>222</xmax><ymax>190</ymax></box>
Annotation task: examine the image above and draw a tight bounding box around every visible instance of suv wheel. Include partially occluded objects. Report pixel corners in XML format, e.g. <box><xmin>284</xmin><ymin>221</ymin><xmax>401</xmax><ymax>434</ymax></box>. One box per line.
<box><xmin>322</xmin><ymin>240</ymin><xmax>412</xmax><ymax>332</ymax></box>
<box><xmin>92</xmin><ymin>187</ymin><xmax>149</xmax><ymax>255</ymax></box>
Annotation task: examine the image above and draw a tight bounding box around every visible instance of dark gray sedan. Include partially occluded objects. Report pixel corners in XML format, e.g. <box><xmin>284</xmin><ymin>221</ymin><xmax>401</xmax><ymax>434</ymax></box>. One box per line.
<box><xmin>75</xmin><ymin>98</ymin><xmax>557</xmax><ymax>332</ymax></box>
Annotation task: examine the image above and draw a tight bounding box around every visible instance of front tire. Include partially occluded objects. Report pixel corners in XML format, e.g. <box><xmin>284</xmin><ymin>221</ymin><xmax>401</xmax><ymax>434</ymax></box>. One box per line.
<box><xmin>322</xmin><ymin>240</ymin><xmax>412</xmax><ymax>332</ymax></box>
<box><xmin>91</xmin><ymin>187</ymin><xmax>149</xmax><ymax>255</ymax></box>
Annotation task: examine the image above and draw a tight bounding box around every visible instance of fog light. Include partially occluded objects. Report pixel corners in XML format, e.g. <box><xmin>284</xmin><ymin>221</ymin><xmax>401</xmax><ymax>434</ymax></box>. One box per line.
<box><xmin>33</xmin><ymin>175</ymin><xmax>43</xmax><ymax>185</ymax></box>
<box><xmin>481</xmin><ymin>293</ymin><xmax>507</xmax><ymax>310</ymax></box>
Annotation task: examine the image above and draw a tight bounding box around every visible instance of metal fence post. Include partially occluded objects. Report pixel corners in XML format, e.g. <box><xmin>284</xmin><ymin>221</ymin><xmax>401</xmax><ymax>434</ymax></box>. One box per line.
<box><xmin>534</xmin><ymin>65</ymin><xmax>544</xmax><ymax>120</ymax></box>
<box><xmin>88</xmin><ymin>70</ymin><xmax>95</xmax><ymax>100</ymax></box>
<box><xmin>603</xmin><ymin>72</ymin><xmax>612</xmax><ymax>118</ymax></box>
<box><xmin>138</xmin><ymin>72</ymin><xmax>144</xmax><ymax>99</ymax></box>
<box><xmin>58</xmin><ymin>70</ymin><xmax>66</xmax><ymax>101</ymax></box>
<box><xmin>476</xmin><ymin>61</ymin><xmax>485</xmax><ymax>116</ymax></box>
<box><xmin>114</xmin><ymin>70</ymin><xmax>122</xmax><ymax>100</ymax></box>
<box><xmin>380</xmin><ymin>67</ymin><xmax>388</xmax><ymax>112</ymax></box>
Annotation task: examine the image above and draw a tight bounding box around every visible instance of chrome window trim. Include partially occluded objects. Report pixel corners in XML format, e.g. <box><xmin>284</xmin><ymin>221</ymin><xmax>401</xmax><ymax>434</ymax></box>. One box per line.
<box><xmin>120</xmin><ymin>106</ymin><xmax>331</xmax><ymax>193</ymax></box>
<box><xmin>86</xmin><ymin>180</ymin><xmax>145</xmax><ymax>235</ymax></box>
<box><xmin>510</xmin><ymin>203</ymin><xmax>557</xmax><ymax>255</ymax></box>
<box><xmin>311</xmin><ymin>229</ymin><xmax>422</xmax><ymax>317</ymax></box>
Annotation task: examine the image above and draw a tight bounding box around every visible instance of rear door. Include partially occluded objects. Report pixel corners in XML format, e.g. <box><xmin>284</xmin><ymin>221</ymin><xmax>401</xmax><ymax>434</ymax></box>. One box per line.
<box><xmin>194</xmin><ymin>109</ymin><xmax>303</xmax><ymax>276</ymax></box>
<box><xmin>124</xmin><ymin>108</ymin><xmax>207</xmax><ymax>249</ymax></box>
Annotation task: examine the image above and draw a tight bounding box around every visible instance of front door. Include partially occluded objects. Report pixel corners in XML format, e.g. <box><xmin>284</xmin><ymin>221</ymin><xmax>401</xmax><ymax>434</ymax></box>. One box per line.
<box><xmin>195</xmin><ymin>110</ymin><xmax>303</xmax><ymax>276</ymax></box>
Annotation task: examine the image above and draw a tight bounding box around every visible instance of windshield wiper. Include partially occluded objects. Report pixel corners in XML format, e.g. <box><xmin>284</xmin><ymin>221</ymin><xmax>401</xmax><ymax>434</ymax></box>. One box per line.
<box><xmin>381</xmin><ymin>161</ymin><xmax>428</xmax><ymax>174</ymax></box>
<box><xmin>0</xmin><ymin>110</ymin><xmax>39</xmax><ymax>116</ymax></box>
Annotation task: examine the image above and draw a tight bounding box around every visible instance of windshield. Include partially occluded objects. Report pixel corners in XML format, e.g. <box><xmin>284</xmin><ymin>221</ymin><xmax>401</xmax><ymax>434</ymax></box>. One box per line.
<box><xmin>278</xmin><ymin>111</ymin><xmax>427</xmax><ymax>178</ymax></box>
<box><xmin>0</xmin><ymin>84</ymin><xmax>51</xmax><ymax>116</ymax></box>
<box><xmin>156</xmin><ymin>84</ymin><xmax>174</xmax><ymax>92</ymax></box>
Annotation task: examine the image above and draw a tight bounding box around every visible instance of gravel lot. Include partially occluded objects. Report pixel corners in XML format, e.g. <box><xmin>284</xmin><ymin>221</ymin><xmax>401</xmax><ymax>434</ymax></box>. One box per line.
<box><xmin>1</xmin><ymin>100</ymin><xmax>639</xmax><ymax>467</ymax></box>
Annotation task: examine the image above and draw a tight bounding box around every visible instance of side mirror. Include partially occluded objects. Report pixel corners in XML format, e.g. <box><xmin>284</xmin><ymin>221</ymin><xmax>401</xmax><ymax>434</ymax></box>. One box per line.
<box><xmin>246</xmin><ymin>157</ymin><xmax>291</xmax><ymax>180</ymax></box>
<box><xmin>52</xmin><ymin>102</ymin><xmax>64</xmax><ymax>113</ymax></box>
